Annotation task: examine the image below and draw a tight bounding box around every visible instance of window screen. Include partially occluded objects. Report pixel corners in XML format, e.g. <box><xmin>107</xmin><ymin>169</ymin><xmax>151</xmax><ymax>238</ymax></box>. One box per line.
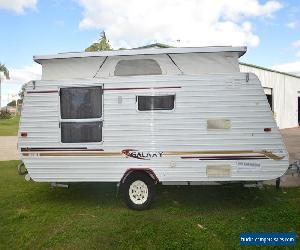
<box><xmin>137</xmin><ymin>95</ymin><xmax>175</xmax><ymax>111</ymax></box>
<box><xmin>60</xmin><ymin>86</ymin><xmax>103</xmax><ymax>143</ymax></box>
<box><xmin>60</xmin><ymin>87</ymin><xmax>102</xmax><ymax>119</ymax></box>
<box><xmin>114</xmin><ymin>59</ymin><xmax>162</xmax><ymax>76</ymax></box>
<box><xmin>61</xmin><ymin>122</ymin><xmax>102</xmax><ymax>143</ymax></box>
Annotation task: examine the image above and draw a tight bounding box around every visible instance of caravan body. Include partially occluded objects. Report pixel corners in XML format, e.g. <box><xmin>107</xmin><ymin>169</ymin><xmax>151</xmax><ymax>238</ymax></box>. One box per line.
<box><xmin>18</xmin><ymin>46</ymin><xmax>289</xmax><ymax>209</ymax></box>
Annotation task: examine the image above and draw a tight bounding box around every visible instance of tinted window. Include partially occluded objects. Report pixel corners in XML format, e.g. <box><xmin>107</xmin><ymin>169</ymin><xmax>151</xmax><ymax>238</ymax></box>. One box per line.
<box><xmin>114</xmin><ymin>59</ymin><xmax>162</xmax><ymax>76</ymax></box>
<box><xmin>138</xmin><ymin>95</ymin><xmax>175</xmax><ymax>111</ymax></box>
<box><xmin>61</xmin><ymin>121</ymin><xmax>102</xmax><ymax>143</ymax></box>
<box><xmin>60</xmin><ymin>87</ymin><xmax>102</xmax><ymax>119</ymax></box>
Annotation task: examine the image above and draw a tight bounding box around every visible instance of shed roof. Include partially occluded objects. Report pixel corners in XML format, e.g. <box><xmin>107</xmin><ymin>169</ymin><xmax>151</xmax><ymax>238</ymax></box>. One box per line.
<box><xmin>240</xmin><ymin>62</ymin><xmax>300</xmax><ymax>80</ymax></box>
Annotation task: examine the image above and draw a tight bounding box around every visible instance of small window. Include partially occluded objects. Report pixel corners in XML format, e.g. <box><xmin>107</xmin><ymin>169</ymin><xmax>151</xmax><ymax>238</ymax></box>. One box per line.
<box><xmin>60</xmin><ymin>86</ymin><xmax>103</xmax><ymax>143</ymax></box>
<box><xmin>114</xmin><ymin>59</ymin><xmax>162</xmax><ymax>76</ymax></box>
<box><xmin>137</xmin><ymin>95</ymin><xmax>175</xmax><ymax>111</ymax></box>
<box><xmin>61</xmin><ymin>122</ymin><xmax>102</xmax><ymax>143</ymax></box>
<box><xmin>60</xmin><ymin>87</ymin><xmax>102</xmax><ymax>119</ymax></box>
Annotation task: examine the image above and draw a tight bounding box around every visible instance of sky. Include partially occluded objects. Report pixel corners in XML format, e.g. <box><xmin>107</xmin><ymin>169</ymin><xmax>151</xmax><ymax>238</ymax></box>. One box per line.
<box><xmin>0</xmin><ymin>0</ymin><xmax>299</xmax><ymax>106</ymax></box>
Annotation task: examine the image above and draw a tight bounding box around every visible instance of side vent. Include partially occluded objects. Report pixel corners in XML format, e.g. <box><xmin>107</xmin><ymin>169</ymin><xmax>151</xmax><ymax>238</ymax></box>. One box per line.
<box><xmin>207</xmin><ymin>165</ymin><xmax>231</xmax><ymax>177</ymax></box>
<box><xmin>207</xmin><ymin>119</ymin><xmax>231</xmax><ymax>130</ymax></box>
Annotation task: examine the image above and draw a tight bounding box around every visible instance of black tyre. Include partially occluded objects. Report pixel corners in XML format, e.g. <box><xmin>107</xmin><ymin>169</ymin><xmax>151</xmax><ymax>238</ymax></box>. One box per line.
<box><xmin>17</xmin><ymin>161</ymin><xmax>27</xmax><ymax>175</ymax></box>
<box><xmin>123</xmin><ymin>172</ymin><xmax>155</xmax><ymax>210</ymax></box>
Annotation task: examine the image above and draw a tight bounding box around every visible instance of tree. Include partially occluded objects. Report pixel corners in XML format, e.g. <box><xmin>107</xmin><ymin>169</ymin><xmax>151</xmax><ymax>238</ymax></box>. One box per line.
<box><xmin>0</xmin><ymin>63</ymin><xmax>10</xmax><ymax>108</ymax></box>
<box><xmin>0</xmin><ymin>63</ymin><xmax>10</xmax><ymax>79</ymax></box>
<box><xmin>85</xmin><ymin>31</ymin><xmax>112</xmax><ymax>52</ymax></box>
<box><xmin>7</xmin><ymin>100</ymin><xmax>16</xmax><ymax>107</ymax></box>
<box><xmin>19</xmin><ymin>84</ymin><xmax>26</xmax><ymax>101</ymax></box>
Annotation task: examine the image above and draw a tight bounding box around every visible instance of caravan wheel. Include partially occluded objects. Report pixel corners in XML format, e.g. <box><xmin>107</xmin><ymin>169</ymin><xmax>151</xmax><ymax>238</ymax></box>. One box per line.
<box><xmin>123</xmin><ymin>172</ymin><xmax>155</xmax><ymax>210</ymax></box>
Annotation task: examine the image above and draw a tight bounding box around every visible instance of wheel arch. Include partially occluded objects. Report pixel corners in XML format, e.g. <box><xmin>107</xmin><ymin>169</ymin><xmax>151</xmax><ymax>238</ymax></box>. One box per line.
<box><xmin>120</xmin><ymin>168</ymin><xmax>159</xmax><ymax>185</ymax></box>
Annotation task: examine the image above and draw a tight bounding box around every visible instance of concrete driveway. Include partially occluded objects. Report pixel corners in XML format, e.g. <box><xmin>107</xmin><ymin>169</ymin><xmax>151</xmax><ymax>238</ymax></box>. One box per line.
<box><xmin>277</xmin><ymin>127</ymin><xmax>300</xmax><ymax>187</ymax></box>
<box><xmin>281</xmin><ymin>127</ymin><xmax>300</xmax><ymax>164</ymax></box>
<box><xmin>0</xmin><ymin>136</ymin><xmax>19</xmax><ymax>161</ymax></box>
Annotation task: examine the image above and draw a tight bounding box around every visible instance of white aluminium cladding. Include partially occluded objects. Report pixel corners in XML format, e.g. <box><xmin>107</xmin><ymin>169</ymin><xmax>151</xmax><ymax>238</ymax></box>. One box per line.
<box><xmin>34</xmin><ymin>46</ymin><xmax>247</xmax><ymax>80</ymax></box>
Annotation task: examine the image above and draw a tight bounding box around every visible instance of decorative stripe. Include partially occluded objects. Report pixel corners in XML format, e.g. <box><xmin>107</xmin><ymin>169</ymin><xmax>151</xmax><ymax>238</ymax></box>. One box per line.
<box><xmin>26</xmin><ymin>86</ymin><xmax>181</xmax><ymax>94</ymax></box>
<box><xmin>181</xmin><ymin>156</ymin><xmax>268</xmax><ymax>160</ymax></box>
<box><xmin>27</xmin><ymin>90</ymin><xmax>59</xmax><ymax>94</ymax></box>
<box><xmin>21</xmin><ymin>147</ymin><xmax>104</xmax><ymax>152</ymax></box>
<box><xmin>164</xmin><ymin>150</ymin><xmax>284</xmax><ymax>161</ymax></box>
<box><xmin>38</xmin><ymin>152</ymin><xmax>120</xmax><ymax>157</ymax></box>
<box><xmin>164</xmin><ymin>150</ymin><xmax>264</xmax><ymax>155</ymax></box>
<box><xmin>103</xmin><ymin>86</ymin><xmax>181</xmax><ymax>91</ymax></box>
<box><xmin>21</xmin><ymin>149</ymin><xmax>284</xmax><ymax>161</ymax></box>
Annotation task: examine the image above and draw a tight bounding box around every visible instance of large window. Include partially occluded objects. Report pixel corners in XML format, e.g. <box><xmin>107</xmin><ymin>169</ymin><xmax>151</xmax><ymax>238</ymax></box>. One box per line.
<box><xmin>114</xmin><ymin>59</ymin><xmax>162</xmax><ymax>76</ymax></box>
<box><xmin>60</xmin><ymin>87</ymin><xmax>102</xmax><ymax>119</ymax></box>
<box><xmin>137</xmin><ymin>95</ymin><xmax>175</xmax><ymax>111</ymax></box>
<box><xmin>61</xmin><ymin>122</ymin><xmax>102</xmax><ymax>143</ymax></box>
<box><xmin>60</xmin><ymin>86</ymin><xmax>103</xmax><ymax>143</ymax></box>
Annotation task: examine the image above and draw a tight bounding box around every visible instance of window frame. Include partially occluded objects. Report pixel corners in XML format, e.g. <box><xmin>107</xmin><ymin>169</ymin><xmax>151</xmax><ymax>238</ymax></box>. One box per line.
<box><xmin>58</xmin><ymin>85</ymin><xmax>104</xmax><ymax>145</ymax></box>
<box><xmin>114</xmin><ymin>58</ymin><xmax>163</xmax><ymax>76</ymax></box>
<box><xmin>135</xmin><ymin>93</ymin><xmax>176</xmax><ymax>113</ymax></box>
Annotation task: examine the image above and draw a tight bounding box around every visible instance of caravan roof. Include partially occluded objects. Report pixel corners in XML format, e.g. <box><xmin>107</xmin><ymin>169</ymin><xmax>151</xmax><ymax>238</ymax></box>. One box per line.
<box><xmin>33</xmin><ymin>46</ymin><xmax>246</xmax><ymax>63</ymax></box>
<box><xmin>34</xmin><ymin>46</ymin><xmax>247</xmax><ymax>80</ymax></box>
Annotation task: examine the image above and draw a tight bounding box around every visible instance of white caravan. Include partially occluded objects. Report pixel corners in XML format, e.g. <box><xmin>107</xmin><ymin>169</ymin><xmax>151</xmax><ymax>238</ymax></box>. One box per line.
<box><xmin>18</xmin><ymin>46</ymin><xmax>289</xmax><ymax>210</ymax></box>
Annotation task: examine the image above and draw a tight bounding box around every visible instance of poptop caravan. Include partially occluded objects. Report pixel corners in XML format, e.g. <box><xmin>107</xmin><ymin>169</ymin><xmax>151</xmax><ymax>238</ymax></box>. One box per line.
<box><xmin>18</xmin><ymin>46</ymin><xmax>289</xmax><ymax>210</ymax></box>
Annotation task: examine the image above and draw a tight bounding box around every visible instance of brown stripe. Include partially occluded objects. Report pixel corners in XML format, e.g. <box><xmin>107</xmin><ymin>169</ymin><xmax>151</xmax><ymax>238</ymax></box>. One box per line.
<box><xmin>165</xmin><ymin>150</ymin><xmax>284</xmax><ymax>161</ymax></box>
<box><xmin>26</xmin><ymin>86</ymin><xmax>181</xmax><ymax>94</ymax></box>
<box><xmin>39</xmin><ymin>152</ymin><xmax>121</xmax><ymax>157</ymax></box>
<box><xmin>21</xmin><ymin>147</ymin><xmax>104</xmax><ymax>152</ymax></box>
<box><xmin>27</xmin><ymin>90</ymin><xmax>59</xmax><ymax>94</ymax></box>
<box><xmin>181</xmin><ymin>155</ymin><xmax>266</xmax><ymax>159</ymax></box>
<box><xmin>181</xmin><ymin>156</ymin><xmax>268</xmax><ymax>160</ymax></box>
<box><xmin>103</xmin><ymin>86</ymin><xmax>181</xmax><ymax>91</ymax></box>
<box><xmin>164</xmin><ymin>150</ymin><xmax>259</xmax><ymax>155</ymax></box>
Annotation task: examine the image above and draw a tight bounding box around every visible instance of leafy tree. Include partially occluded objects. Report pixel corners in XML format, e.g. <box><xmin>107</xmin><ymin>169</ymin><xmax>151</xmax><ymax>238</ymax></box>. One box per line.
<box><xmin>7</xmin><ymin>100</ymin><xmax>16</xmax><ymax>107</ymax></box>
<box><xmin>0</xmin><ymin>63</ymin><xmax>10</xmax><ymax>108</ymax></box>
<box><xmin>85</xmin><ymin>31</ymin><xmax>112</xmax><ymax>52</ymax></box>
<box><xmin>0</xmin><ymin>63</ymin><xmax>10</xmax><ymax>80</ymax></box>
<box><xmin>19</xmin><ymin>84</ymin><xmax>26</xmax><ymax>101</ymax></box>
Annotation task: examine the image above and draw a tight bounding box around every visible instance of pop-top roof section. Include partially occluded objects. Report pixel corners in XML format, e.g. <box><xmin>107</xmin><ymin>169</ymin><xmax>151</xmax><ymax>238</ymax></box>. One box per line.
<box><xmin>33</xmin><ymin>46</ymin><xmax>247</xmax><ymax>64</ymax></box>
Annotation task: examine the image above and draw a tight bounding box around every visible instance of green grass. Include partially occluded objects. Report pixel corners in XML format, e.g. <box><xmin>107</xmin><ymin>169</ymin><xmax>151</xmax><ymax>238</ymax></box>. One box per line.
<box><xmin>0</xmin><ymin>116</ymin><xmax>20</xmax><ymax>136</ymax></box>
<box><xmin>0</xmin><ymin>161</ymin><xmax>299</xmax><ymax>250</ymax></box>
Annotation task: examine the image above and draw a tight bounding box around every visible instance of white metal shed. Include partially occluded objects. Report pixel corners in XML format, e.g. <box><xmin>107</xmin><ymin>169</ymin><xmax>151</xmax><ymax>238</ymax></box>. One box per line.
<box><xmin>240</xmin><ymin>63</ymin><xmax>300</xmax><ymax>129</ymax></box>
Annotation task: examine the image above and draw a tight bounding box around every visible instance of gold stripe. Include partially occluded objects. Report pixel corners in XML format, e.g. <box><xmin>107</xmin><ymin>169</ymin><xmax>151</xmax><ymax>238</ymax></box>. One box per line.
<box><xmin>262</xmin><ymin>152</ymin><xmax>284</xmax><ymax>161</ymax></box>
<box><xmin>39</xmin><ymin>152</ymin><xmax>121</xmax><ymax>157</ymax></box>
<box><xmin>164</xmin><ymin>150</ymin><xmax>284</xmax><ymax>161</ymax></box>
<box><xmin>22</xmin><ymin>150</ymin><xmax>284</xmax><ymax>161</ymax></box>
<box><xmin>163</xmin><ymin>150</ymin><xmax>257</xmax><ymax>155</ymax></box>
